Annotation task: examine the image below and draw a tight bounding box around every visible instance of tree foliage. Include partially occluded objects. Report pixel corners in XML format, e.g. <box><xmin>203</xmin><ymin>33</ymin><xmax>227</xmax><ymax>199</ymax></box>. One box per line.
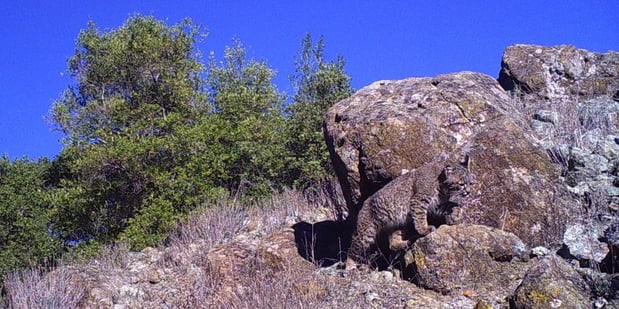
<box><xmin>205</xmin><ymin>40</ymin><xmax>289</xmax><ymax>196</ymax></box>
<box><xmin>48</xmin><ymin>16</ymin><xmax>213</xmax><ymax>249</ymax></box>
<box><xmin>0</xmin><ymin>157</ymin><xmax>61</xmax><ymax>282</ymax></box>
<box><xmin>51</xmin><ymin>16</ymin><xmax>206</xmax><ymax>144</ymax></box>
<box><xmin>42</xmin><ymin>17</ymin><xmax>353</xmax><ymax>254</ymax></box>
<box><xmin>286</xmin><ymin>34</ymin><xmax>353</xmax><ymax>188</ymax></box>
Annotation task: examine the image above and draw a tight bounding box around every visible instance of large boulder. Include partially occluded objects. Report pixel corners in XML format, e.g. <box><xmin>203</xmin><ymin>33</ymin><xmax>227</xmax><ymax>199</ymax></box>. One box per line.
<box><xmin>498</xmin><ymin>44</ymin><xmax>619</xmax><ymax>101</ymax></box>
<box><xmin>405</xmin><ymin>224</ymin><xmax>529</xmax><ymax>306</ymax></box>
<box><xmin>324</xmin><ymin>71</ymin><xmax>568</xmax><ymax>247</ymax></box>
<box><xmin>325</xmin><ymin>72</ymin><xmax>507</xmax><ymax>209</ymax></box>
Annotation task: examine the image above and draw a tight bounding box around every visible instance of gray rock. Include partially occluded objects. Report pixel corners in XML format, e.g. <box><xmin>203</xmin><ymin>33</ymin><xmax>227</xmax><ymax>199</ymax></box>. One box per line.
<box><xmin>498</xmin><ymin>44</ymin><xmax>619</xmax><ymax>101</ymax></box>
<box><xmin>578</xmin><ymin>98</ymin><xmax>619</xmax><ymax>137</ymax></box>
<box><xmin>603</xmin><ymin>219</ymin><xmax>619</xmax><ymax>247</ymax></box>
<box><xmin>534</xmin><ymin>110</ymin><xmax>560</xmax><ymax>124</ymax></box>
<box><xmin>530</xmin><ymin>119</ymin><xmax>555</xmax><ymax>147</ymax></box>
<box><xmin>602</xmin><ymin>135</ymin><xmax>619</xmax><ymax>161</ymax></box>
<box><xmin>407</xmin><ymin>224</ymin><xmax>528</xmax><ymax>303</ymax></box>
<box><xmin>530</xmin><ymin>110</ymin><xmax>561</xmax><ymax>148</ymax></box>
<box><xmin>562</xmin><ymin>223</ymin><xmax>609</xmax><ymax>262</ymax></box>
<box><xmin>512</xmin><ymin>254</ymin><xmax>592</xmax><ymax>309</ymax></box>
<box><xmin>563</xmin><ymin>140</ymin><xmax>619</xmax><ymax>211</ymax></box>
<box><xmin>573</xmin><ymin>151</ymin><xmax>609</xmax><ymax>175</ymax></box>
<box><xmin>566</xmin><ymin>147</ymin><xmax>611</xmax><ymax>187</ymax></box>
<box><xmin>531</xmin><ymin>246</ymin><xmax>551</xmax><ymax>257</ymax></box>
<box><xmin>594</xmin><ymin>298</ymin><xmax>608</xmax><ymax>309</ymax></box>
<box><xmin>580</xmin><ymin>128</ymin><xmax>607</xmax><ymax>154</ymax></box>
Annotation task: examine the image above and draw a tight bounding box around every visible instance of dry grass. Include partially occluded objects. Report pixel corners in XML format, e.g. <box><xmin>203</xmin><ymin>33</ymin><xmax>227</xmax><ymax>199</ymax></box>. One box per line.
<box><xmin>166</xmin><ymin>200</ymin><xmax>249</xmax><ymax>248</ymax></box>
<box><xmin>3</xmin><ymin>266</ymin><xmax>86</xmax><ymax>309</ymax></box>
<box><xmin>2</xmin><ymin>186</ymin><xmax>344</xmax><ymax>308</ymax></box>
<box><xmin>165</xmin><ymin>186</ymin><xmax>339</xmax><ymax>252</ymax></box>
<box><xmin>160</xmin><ymin>186</ymin><xmax>345</xmax><ymax>308</ymax></box>
<box><xmin>179</xmin><ymin>261</ymin><xmax>339</xmax><ymax>309</ymax></box>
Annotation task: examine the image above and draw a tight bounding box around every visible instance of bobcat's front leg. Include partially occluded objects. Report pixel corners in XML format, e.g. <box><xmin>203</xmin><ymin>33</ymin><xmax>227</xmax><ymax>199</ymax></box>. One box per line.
<box><xmin>410</xmin><ymin>200</ymin><xmax>435</xmax><ymax>236</ymax></box>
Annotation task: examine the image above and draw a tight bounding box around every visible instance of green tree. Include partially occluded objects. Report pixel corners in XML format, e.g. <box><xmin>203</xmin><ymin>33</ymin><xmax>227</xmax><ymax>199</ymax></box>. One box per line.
<box><xmin>286</xmin><ymin>34</ymin><xmax>353</xmax><ymax>188</ymax></box>
<box><xmin>48</xmin><ymin>16</ymin><xmax>216</xmax><ymax>249</ymax></box>
<box><xmin>0</xmin><ymin>157</ymin><xmax>61</xmax><ymax>282</ymax></box>
<box><xmin>51</xmin><ymin>16</ymin><xmax>206</xmax><ymax>143</ymax></box>
<box><xmin>206</xmin><ymin>39</ymin><xmax>289</xmax><ymax>196</ymax></box>
<box><xmin>46</xmin><ymin>17</ymin><xmax>353</xmax><ymax>251</ymax></box>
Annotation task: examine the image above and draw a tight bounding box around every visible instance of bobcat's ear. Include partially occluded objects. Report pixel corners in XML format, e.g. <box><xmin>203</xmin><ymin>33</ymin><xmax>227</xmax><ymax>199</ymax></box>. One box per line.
<box><xmin>439</xmin><ymin>164</ymin><xmax>453</xmax><ymax>183</ymax></box>
<box><xmin>459</xmin><ymin>153</ymin><xmax>470</xmax><ymax>169</ymax></box>
<box><xmin>437</xmin><ymin>152</ymin><xmax>449</xmax><ymax>162</ymax></box>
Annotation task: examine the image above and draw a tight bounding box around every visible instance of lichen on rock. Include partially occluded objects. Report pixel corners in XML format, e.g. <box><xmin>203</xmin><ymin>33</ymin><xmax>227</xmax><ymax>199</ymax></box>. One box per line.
<box><xmin>324</xmin><ymin>71</ymin><xmax>568</xmax><ymax>248</ymax></box>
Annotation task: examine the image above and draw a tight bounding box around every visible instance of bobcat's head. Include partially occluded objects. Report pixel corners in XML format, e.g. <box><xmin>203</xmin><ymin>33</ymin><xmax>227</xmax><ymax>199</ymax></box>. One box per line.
<box><xmin>439</xmin><ymin>163</ymin><xmax>473</xmax><ymax>201</ymax></box>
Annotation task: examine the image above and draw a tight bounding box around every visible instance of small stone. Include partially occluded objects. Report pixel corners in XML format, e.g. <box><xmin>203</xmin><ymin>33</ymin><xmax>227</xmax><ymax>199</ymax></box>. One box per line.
<box><xmin>531</xmin><ymin>246</ymin><xmax>550</xmax><ymax>257</ymax></box>
<box><xmin>594</xmin><ymin>297</ymin><xmax>608</xmax><ymax>308</ymax></box>
<box><xmin>530</xmin><ymin>120</ymin><xmax>554</xmax><ymax>142</ymax></box>
<box><xmin>533</xmin><ymin>110</ymin><xmax>559</xmax><ymax>124</ymax></box>
<box><xmin>474</xmin><ymin>300</ymin><xmax>493</xmax><ymax>309</ymax></box>
<box><xmin>369</xmin><ymin>271</ymin><xmax>381</xmax><ymax>281</ymax></box>
<box><xmin>603</xmin><ymin>136</ymin><xmax>619</xmax><ymax>160</ymax></box>
<box><xmin>550</xmin><ymin>298</ymin><xmax>562</xmax><ymax>308</ymax></box>
<box><xmin>381</xmin><ymin>270</ymin><xmax>394</xmax><ymax>281</ymax></box>
<box><xmin>365</xmin><ymin>291</ymin><xmax>380</xmax><ymax>303</ymax></box>
<box><xmin>119</xmin><ymin>285</ymin><xmax>143</xmax><ymax>299</ymax></box>
<box><xmin>147</xmin><ymin>269</ymin><xmax>160</xmax><ymax>284</ymax></box>
<box><xmin>404</xmin><ymin>300</ymin><xmax>416</xmax><ymax>308</ymax></box>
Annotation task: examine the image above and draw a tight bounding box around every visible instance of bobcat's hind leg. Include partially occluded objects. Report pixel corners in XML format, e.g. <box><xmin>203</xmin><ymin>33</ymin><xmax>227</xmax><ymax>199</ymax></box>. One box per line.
<box><xmin>346</xmin><ymin>224</ymin><xmax>377</xmax><ymax>269</ymax></box>
<box><xmin>388</xmin><ymin>230</ymin><xmax>410</xmax><ymax>251</ymax></box>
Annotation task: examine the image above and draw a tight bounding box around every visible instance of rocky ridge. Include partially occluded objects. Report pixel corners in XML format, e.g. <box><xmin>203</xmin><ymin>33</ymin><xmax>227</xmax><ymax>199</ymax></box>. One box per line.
<box><xmin>17</xmin><ymin>44</ymin><xmax>619</xmax><ymax>308</ymax></box>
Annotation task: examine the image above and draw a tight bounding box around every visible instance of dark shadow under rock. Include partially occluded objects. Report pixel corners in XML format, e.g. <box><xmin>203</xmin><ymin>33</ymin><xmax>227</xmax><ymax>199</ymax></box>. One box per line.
<box><xmin>292</xmin><ymin>220</ymin><xmax>351</xmax><ymax>267</ymax></box>
<box><xmin>599</xmin><ymin>244</ymin><xmax>619</xmax><ymax>275</ymax></box>
<box><xmin>293</xmin><ymin>219</ymin><xmax>422</xmax><ymax>271</ymax></box>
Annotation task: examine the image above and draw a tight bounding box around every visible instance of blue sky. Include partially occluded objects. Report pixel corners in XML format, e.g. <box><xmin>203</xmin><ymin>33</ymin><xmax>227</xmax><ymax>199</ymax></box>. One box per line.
<box><xmin>1</xmin><ymin>1</ymin><xmax>617</xmax><ymax>160</ymax></box>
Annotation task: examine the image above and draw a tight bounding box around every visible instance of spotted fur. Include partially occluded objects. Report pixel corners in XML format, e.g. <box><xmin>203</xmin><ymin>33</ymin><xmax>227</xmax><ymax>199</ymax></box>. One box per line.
<box><xmin>347</xmin><ymin>161</ymin><xmax>471</xmax><ymax>266</ymax></box>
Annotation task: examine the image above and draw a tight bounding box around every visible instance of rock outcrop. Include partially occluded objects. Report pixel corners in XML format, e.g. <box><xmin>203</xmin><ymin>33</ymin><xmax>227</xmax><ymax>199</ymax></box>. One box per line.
<box><xmin>501</xmin><ymin>45</ymin><xmax>619</xmax><ymax>271</ymax></box>
<box><xmin>321</xmin><ymin>44</ymin><xmax>619</xmax><ymax>306</ymax></box>
<box><xmin>498</xmin><ymin>44</ymin><xmax>619</xmax><ymax>101</ymax></box>
<box><xmin>511</xmin><ymin>254</ymin><xmax>591</xmax><ymax>309</ymax></box>
<box><xmin>324</xmin><ymin>71</ymin><xmax>568</xmax><ymax>248</ymax></box>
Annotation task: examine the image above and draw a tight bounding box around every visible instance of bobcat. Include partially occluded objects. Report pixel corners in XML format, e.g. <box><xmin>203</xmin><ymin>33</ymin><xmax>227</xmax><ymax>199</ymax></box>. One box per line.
<box><xmin>346</xmin><ymin>159</ymin><xmax>472</xmax><ymax>267</ymax></box>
